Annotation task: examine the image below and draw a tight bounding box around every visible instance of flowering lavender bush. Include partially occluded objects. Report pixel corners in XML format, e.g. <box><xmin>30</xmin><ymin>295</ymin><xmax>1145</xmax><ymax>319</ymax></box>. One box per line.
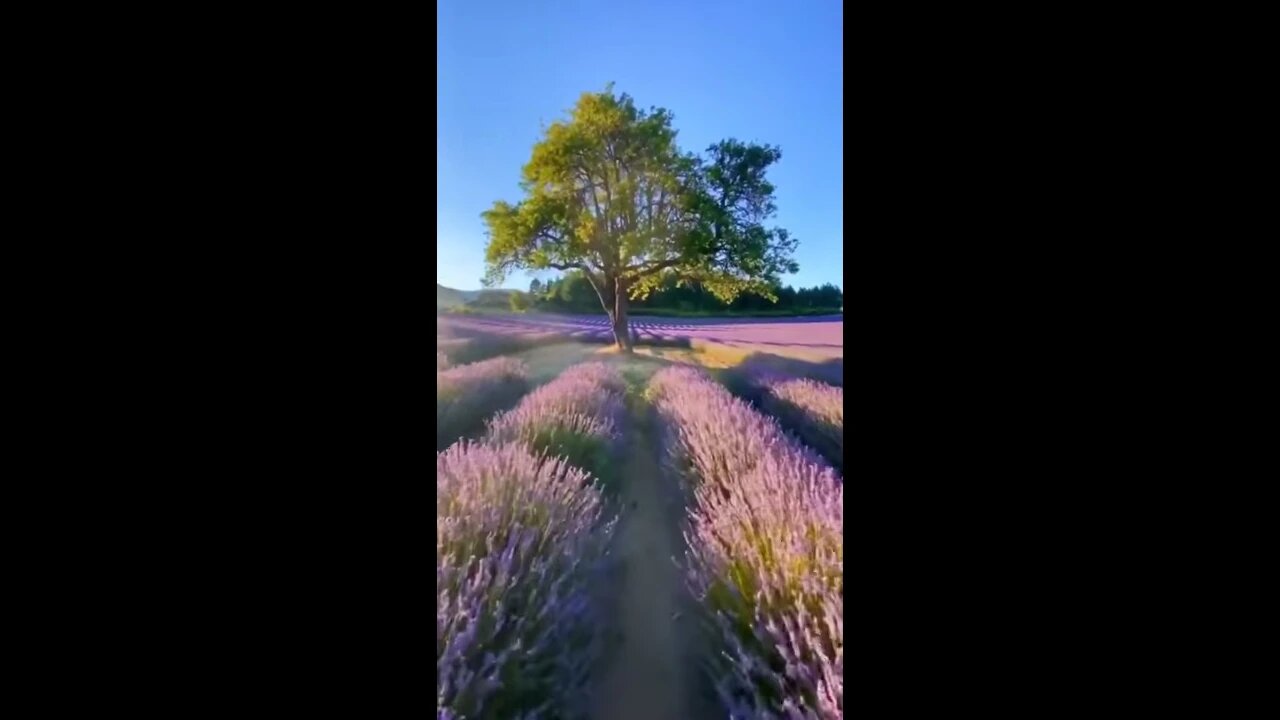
<box><xmin>485</xmin><ymin>362</ymin><xmax>625</xmax><ymax>483</ymax></box>
<box><xmin>646</xmin><ymin>366</ymin><xmax>826</xmax><ymax>494</ymax></box>
<box><xmin>554</xmin><ymin>361</ymin><xmax>629</xmax><ymax>395</ymax></box>
<box><xmin>437</xmin><ymin>441</ymin><xmax>615</xmax><ymax>719</ymax></box>
<box><xmin>687</xmin><ymin>450</ymin><xmax>843</xmax><ymax>719</ymax></box>
<box><xmin>437</xmin><ymin>357</ymin><xmax>529</xmax><ymax>450</ymax></box>
<box><xmin>648</xmin><ymin>365</ymin><xmax>843</xmax><ymax>718</ymax></box>
<box><xmin>758</xmin><ymin>378</ymin><xmax>844</xmax><ymax>475</ymax></box>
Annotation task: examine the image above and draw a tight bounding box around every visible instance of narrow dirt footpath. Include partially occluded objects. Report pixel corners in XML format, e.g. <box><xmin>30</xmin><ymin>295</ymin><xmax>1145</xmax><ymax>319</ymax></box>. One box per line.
<box><xmin>590</xmin><ymin>399</ymin><xmax>691</xmax><ymax>720</ymax></box>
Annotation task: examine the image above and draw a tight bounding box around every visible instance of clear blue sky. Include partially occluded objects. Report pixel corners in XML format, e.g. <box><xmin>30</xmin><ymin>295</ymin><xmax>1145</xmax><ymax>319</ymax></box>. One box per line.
<box><xmin>437</xmin><ymin>0</ymin><xmax>842</xmax><ymax>293</ymax></box>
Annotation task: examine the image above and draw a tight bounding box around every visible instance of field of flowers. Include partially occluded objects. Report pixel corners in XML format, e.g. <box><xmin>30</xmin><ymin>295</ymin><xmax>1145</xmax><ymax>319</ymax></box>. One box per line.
<box><xmin>436</xmin><ymin>356</ymin><xmax>529</xmax><ymax>450</ymax></box>
<box><xmin>648</xmin><ymin>366</ymin><xmax>842</xmax><ymax>717</ymax></box>
<box><xmin>440</xmin><ymin>313</ymin><xmax>844</xmax><ymax>358</ymax></box>
<box><xmin>735</xmin><ymin>371</ymin><xmax>845</xmax><ymax>475</ymax></box>
<box><xmin>436</xmin><ymin>328</ymin><xmax>845</xmax><ymax>719</ymax></box>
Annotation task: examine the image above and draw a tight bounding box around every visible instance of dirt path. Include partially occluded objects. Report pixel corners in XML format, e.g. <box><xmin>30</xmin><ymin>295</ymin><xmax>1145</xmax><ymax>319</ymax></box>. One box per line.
<box><xmin>591</xmin><ymin>402</ymin><xmax>693</xmax><ymax>720</ymax></box>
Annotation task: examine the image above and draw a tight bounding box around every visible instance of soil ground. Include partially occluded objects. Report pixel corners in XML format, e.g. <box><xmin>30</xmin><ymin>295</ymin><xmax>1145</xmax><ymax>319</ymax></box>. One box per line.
<box><xmin>589</xmin><ymin>397</ymin><xmax>693</xmax><ymax>720</ymax></box>
<box><xmin>503</xmin><ymin>344</ymin><xmax>715</xmax><ymax>719</ymax></box>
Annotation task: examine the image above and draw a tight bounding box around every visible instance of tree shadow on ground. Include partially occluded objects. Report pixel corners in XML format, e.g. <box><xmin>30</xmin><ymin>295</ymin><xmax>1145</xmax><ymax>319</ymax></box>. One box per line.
<box><xmin>505</xmin><ymin>338</ymin><xmax>844</xmax><ymax>395</ymax></box>
<box><xmin>713</xmin><ymin>350</ymin><xmax>843</xmax><ymax>419</ymax></box>
<box><xmin>686</xmin><ymin>341</ymin><xmax>843</xmax><ymax>386</ymax></box>
<box><xmin>734</xmin><ymin>352</ymin><xmax>844</xmax><ymax>387</ymax></box>
<box><xmin>631</xmin><ymin>334</ymin><xmax>695</xmax><ymax>349</ymax></box>
<box><xmin>438</xmin><ymin>327</ymin><xmax>613</xmax><ymax>367</ymax></box>
<box><xmin>511</xmin><ymin>342</ymin><xmax>678</xmax><ymax>387</ymax></box>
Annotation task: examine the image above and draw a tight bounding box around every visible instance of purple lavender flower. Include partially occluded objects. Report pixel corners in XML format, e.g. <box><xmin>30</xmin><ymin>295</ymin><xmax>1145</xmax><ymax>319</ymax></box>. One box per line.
<box><xmin>437</xmin><ymin>356</ymin><xmax>529</xmax><ymax>450</ymax></box>
<box><xmin>647</xmin><ymin>366</ymin><xmax>827</xmax><ymax>494</ymax></box>
<box><xmin>554</xmin><ymin>361</ymin><xmax>629</xmax><ymax>395</ymax></box>
<box><xmin>437</xmin><ymin>441</ymin><xmax>615</xmax><ymax>719</ymax></box>
<box><xmin>758</xmin><ymin>378</ymin><xmax>844</xmax><ymax>475</ymax></box>
<box><xmin>647</xmin><ymin>365</ymin><xmax>843</xmax><ymax>718</ymax></box>
<box><xmin>486</xmin><ymin>362</ymin><xmax>625</xmax><ymax>480</ymax></box>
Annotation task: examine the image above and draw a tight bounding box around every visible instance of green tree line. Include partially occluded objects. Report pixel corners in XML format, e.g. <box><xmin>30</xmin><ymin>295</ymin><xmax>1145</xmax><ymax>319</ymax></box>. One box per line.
<box><xmin>517</xmin><ymin>272</ymin><xmax>841</xmax><ymax>315</ymax></box>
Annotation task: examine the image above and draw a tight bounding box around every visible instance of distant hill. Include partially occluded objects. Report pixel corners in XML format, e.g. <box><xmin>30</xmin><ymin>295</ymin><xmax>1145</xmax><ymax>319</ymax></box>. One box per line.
<box><xmin>437</xmin><ymin>284</ymin><xmax>469</xmax><ymax>308</ymax></box>
<box><xmin>437</xmin><ymin>283</ymin><xmax>516</xmax><ymax>310</ymax></box>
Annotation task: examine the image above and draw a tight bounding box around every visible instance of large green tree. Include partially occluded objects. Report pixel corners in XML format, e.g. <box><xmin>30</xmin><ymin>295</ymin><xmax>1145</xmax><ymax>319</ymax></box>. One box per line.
<box><xmin>482</xmin><ymin>86</ymin><xmax>798</xmax><ymax>351</ymax></box>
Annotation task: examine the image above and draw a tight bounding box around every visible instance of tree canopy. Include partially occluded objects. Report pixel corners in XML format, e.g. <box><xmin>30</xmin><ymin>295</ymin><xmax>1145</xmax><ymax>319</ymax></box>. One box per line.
<box><xmin>482</xmin><ymin>85</ymin><xmax>799</xmax><ymax>349</ymax></box>
<box><xmin>529</xmin><ymin>272</ymin><xmax>841</xmax><ymax>316</ymax></box>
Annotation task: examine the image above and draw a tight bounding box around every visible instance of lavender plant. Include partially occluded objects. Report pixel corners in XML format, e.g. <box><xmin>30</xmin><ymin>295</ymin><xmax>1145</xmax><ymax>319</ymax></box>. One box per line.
<box><xmin>647</xmin><ymin>365</ymin><xmax>844</xmax><ymax>718</ymax></box>
<box><xmin>437</xmin><ymin>357</ymin><xmax>529</xmax><ymax>450</ymax></box>
<box><xmin>486</xmin><ymin>362</ymin><xmax>625</xmax><ymax>482</ymax></box>
<box><xmin>554</xmin><ymin>361</ymin><xmax>629</xmax><ymax>396</ymax></box>
<box><xmin>437</xmin><ymin>441</ymin><xmax>616</xmax><ymax>719</ymax></box>
<box><xmin>646</xmin><ymin>366</ymin><xmax>825</xmax><ymax>494</ymax></box>
<box><xmin>758</xmin><ymin>378</ymin><xmax>844</xmax><ymax>475</ymax></box>
<box><xmin>688</xmin><ymin>450</ymin><xmax>843</xmax><ymax>719</ymax></box>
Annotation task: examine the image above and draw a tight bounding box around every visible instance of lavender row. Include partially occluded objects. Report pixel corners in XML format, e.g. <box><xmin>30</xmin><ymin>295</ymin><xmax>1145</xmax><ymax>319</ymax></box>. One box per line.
<box><xmin>441</xmin><ymin>312</ymin><xmax>845</xmax><ymax>351</ymax></box>
<box><xmin>436</xmin><ymin>363</ymin><xmax>626</xmax><ymax>716</ymax></box>
<box><xmin>437</xmin><ymin>441</ymin><xmax>616</xmax><ymax>719</ymax></box>
<box><xmin>756</xmin><ymin>376</ymin><xmax>844</xmax><ymax>475</ymax></box>
<box><xmin>485</xmin><ymin>361</ymin><xmax>626</xmax><ymax>483</ymax></box>
<box><xmin>647</xmin><ymin>365</ymin><xmax>844</xmax><ymax>718</ymax></box>
<box><xmin>440</xmin><ymin>315</ymin><xmax>616</xmax><ymax>347</ymax></box>
<box><xmin>647</xmin><ymin>366</ymin><xmax>831</xmax><ymax>495</ymax></box>
<box><xmin>437</xmin><ymin>318</ymin><xmax>609</xmax><ymax>366</ymax></box>
<box><xmin>437</xmin><ymin>356</ymin><xmax>530</xmax><ymax>451</ymax></box>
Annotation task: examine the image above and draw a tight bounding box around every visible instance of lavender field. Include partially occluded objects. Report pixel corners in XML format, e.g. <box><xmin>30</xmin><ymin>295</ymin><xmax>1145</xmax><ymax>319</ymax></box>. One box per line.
<box><xmin>441</xmin><ymin>313</ymin><xmax>843</xmax><ymax>356</ymax></box>
<box><xmin>437</xmin><ymin>322</ymin><xmax>844</xmax><ymax>719</ymax></box>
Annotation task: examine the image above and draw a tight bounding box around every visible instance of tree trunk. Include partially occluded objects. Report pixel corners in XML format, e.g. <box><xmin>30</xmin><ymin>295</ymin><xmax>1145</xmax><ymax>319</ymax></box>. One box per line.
<box><xmin>613</xmin><ymin>279</ymin><xmax>633</xmax><ymax>352</ymax></box>
<box><xmin>585</xmin><ymin>269</ymin><xmax>633</xmax><ymax>353</ymax></box>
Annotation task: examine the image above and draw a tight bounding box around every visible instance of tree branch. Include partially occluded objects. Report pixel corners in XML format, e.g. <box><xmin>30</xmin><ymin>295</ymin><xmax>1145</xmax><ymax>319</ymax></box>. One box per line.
<box><xmin>578</xmin><ymin>266</ymin><xmax>613</xmax><ymax>317</ymax></box>
<box><xmin>626</xmin><ymin>257</ymin><xmax>682</xmax><ymax>277</ymax></box>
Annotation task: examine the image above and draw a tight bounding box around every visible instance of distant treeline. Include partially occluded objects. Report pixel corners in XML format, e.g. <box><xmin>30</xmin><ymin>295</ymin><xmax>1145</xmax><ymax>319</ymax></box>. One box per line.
<box><xmin>466</xmin><ymin>271</ymin><xmax>842</xmax><ymax>315</ymax></box>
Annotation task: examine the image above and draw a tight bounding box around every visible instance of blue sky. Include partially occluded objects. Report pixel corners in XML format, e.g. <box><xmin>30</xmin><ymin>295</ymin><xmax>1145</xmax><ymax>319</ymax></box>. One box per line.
<box><xmin>437</xmin><ymin>0</ymin><xmax>842</xmax><ymax>292</ymax></box>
